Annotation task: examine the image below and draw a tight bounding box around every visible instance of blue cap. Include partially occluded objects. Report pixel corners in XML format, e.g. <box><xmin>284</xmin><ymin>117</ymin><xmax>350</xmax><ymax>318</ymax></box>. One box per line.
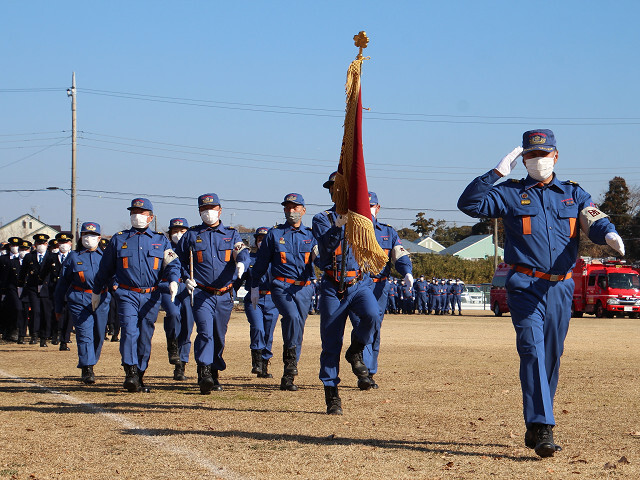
<box><xmin>323</xmin><ymin>171</ymin><xmax>338</xmax><ymax>189</ymax></box>
<box><xmin>254</xmin><ymin>226</ymin><xmax>269</xmax><ymax>237</ymax></box>
<box><xmin>281</xmin><ymin>193</ymin><xmax>305</xmax><ymax>206</ymax></box>
<box><xmin>198</xmin><ymin>193</ymin><xmax>220</xmax><ymax>207</ymax></box>
<box><xmin>168</xmin><ymin>217</ymin><xmax>189</xmax><ymax>230</ymax></box>
<box><xmin>522</xmin><ymin>129</ymin><xmax>556</xmax><ymax>154</ymax></box>
<box><xmin>368</xmin><ymin>191</ymin><xmax>379</xmax><ymax>206</ymax></box>
<box><xmin>128</xmin><ymin>197</ymin><xmax>154</xmax><ymax>212</ymax></box>
<box><xmin>80</xmin><ymin>222</ymin><xmax>101</xmax><ymax>235</ymax></box>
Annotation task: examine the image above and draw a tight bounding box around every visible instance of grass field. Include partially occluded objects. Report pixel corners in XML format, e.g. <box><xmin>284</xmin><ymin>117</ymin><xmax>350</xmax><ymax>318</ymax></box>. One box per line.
<box><xmin>1</xmin><ymin>310</ymin><xmax>639</xmax><ymax>479</ymax></box>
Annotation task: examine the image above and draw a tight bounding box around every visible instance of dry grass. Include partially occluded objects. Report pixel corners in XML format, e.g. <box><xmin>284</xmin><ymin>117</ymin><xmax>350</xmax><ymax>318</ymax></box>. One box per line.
<box><xmin>1</xmin><ymin>310</ymin><xmax>639</xmax><ymax>479</ymax></box>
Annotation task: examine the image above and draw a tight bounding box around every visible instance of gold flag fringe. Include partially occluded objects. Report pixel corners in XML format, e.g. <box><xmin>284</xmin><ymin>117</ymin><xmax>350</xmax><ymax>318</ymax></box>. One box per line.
<box><xmin>347</xmin><ymin>211</ymin><xmax>389</xmax><ymax>274</ymax></box>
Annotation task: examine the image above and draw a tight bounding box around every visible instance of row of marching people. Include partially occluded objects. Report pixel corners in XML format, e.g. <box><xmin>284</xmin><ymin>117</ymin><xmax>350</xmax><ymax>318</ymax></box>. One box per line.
<box><xmin>386</xmin><ymin>277</ymin><xmax>464</xmax><ymax>315</ymax></box>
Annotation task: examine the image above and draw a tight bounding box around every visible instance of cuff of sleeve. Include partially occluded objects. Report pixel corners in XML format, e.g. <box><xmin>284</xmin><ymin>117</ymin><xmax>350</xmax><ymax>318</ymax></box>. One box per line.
<box><xmin>481</xmin><ymin>169</ymin><xmax>501</xmax><ymax>184</ymax></box>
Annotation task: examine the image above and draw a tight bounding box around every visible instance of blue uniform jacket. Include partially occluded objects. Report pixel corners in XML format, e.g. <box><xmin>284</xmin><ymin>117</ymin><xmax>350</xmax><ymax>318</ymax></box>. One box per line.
<box><xmin>55</xmin><ymin>248</ymin><xmax>107</xmax><ymax>313</ymax></box>
<box><xmin>458</xmin><ymin>170</ymin><xmax>617</xmax><ymax>274</ymax></box>
<box><xmin>373</xmin><ymin>218</ymin><xmax>412</xmax><ymax>278</ymax></box>
<box><xmin>245</xmin><ymin>252</ymin><xmax>271</xmax><ymax>292</ymax></box>
<box><xmin>414</xmin><ymin>279</ymin><xmax>427</xmax><ymax>293</ymax></box>
<box><xmin>93</xmin><ymin>227</ymin><xmax>180</xmax><ymax>293</ymax></box>
<box><xmin>450</xmin><ymin>283</ymin><xmax>463</xmax><ymax>295</ymax></box>
<box><xmin>175</xmin><ymin>222</ymin><xmax>249</xmax><ymax>289</ymax></box>
<box><xmin>251</xmin><ymin>223</ymin><xmax>317</xmax><ymax>287</ymax></box>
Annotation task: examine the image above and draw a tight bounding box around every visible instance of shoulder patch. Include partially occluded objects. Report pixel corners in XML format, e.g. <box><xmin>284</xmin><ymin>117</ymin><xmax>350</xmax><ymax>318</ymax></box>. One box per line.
<box><xmin>227</xmin><ymin>226</ymin><xmax>236</xmax><ymax>230</ymax></box>
<box><xmin>379</xmin><ymin>222</ymin><xmax>391</xmax><ymax>227</ymax></box>
<box><xmin>509</xmin><ymin>178</ymin><xmax>522</xmax><ymax>183</ymax></box>
<box><xmin>563</xmin><ymin>180</ymin><xmax>580</xmax><ymax>186</ymax></box>
<box><xmin>116</xmin><ymin>231</ymin><xmax>123</xmax><ymax>235</ymax></box>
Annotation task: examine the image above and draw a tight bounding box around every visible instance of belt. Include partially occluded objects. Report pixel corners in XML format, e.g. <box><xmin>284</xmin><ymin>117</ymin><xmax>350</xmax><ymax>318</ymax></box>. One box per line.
<box><xmin>274</xmin><ymin>277</ymin><xmax>311</xmax><ymax>287</ymax></box>
<box><xmin>513</xmin><ymin>265</ymin><xmax>572</xmax><ymax>282</ymax></box>
<box><xmin>324</xmin><ymin>270</ymin><xmax>362</xmax><ymax>288</ymax></box>
<box><xmin>372</xmin><ymin>276</ymin><xmax>388</xmax><ymax>283</ymax></box>
<box><xmin>73</xmin><ymin>285</ymin><xmax>107</xmax><ymax>294</ymax></box>
<box><xmin>259</xmin><ymin>290</ymin><xmax>271</xmax><ymax>295</ymax></box>
<box><xmin>196</xmin><ymin>283</ymin><xmax>233</xmax><ymax>295</ymax></box>
<box><xmin>119</xmin><ymin>284</ymin><xmax>157</xmax><ymax>294</ymax></box>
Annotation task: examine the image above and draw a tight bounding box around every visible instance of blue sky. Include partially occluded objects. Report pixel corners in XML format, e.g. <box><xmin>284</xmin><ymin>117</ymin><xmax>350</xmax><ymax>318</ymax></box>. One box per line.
<box><xmin>2</xmin><ymin>1</ymin><xmax>640</xmax><ymax>236</ymax></box>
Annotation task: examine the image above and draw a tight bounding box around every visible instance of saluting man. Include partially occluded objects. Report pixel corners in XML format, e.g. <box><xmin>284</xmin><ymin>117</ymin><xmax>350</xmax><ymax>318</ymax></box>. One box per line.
<box><xmin>175</xmin><ymin>193</ymin><xmax>250</xmax><ymax>394</ymax></box>
<box><xmin>93</xmin><ymin>198</ymin><xmax>181</xmax><ymax>393</ymax></box>
<box><xmin>250</xmin><ymin>193</ymin><xmax>318</xmax><ymax>391</ymax></box>
<box><xmin>458</xmin><ymin>129</ymin><xmax>624</xmax><ymax>457</ymax></box>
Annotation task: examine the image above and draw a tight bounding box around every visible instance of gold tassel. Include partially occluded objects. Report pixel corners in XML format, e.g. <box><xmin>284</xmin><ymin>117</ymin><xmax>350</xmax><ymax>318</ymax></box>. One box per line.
<box><xmin>347</xmin><ymin>211</ymin><xmax>389</xmax><ymax>274</ymax></box>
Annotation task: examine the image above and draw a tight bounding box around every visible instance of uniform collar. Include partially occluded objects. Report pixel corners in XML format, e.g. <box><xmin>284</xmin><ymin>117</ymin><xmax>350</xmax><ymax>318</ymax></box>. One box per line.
<box><xmin>523</xmin><ymin>173</ymin><xmax>565</xmax><ymax>193</ymax></box>
<box><xmin>128</xmin><ymin>226</ymin><xmax>154</xmax><ymax>238</ymax></box>
<box><xmin>282</xmin><ymin>222</ymin><xmax>307</xmax><ymax>233</ymax></box>
<box><xmin>196</xmin><ymin>221</ymin><xmax>228</xmax><ymax>234</ymax></box>
<box><xmin>78</xmin><ymin>248</ymin><xmax>102</xmax><ymax>256</ymax></box>
<box><xmin>373</xmin><ymin>218</ymin><xmax>383</xmax><ymax>230</ymax></box>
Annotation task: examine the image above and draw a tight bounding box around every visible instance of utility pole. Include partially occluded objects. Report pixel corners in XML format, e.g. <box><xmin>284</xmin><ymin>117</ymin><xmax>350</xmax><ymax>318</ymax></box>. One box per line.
<box><xmin>67</xmin><ymin>72</ymin><xmax>77</xmax><ymax>240</ymax></box>
<box><xmin>493</xmin><ymin>218</ymin><xmax>499</xmax><ymax>271</ymax></box>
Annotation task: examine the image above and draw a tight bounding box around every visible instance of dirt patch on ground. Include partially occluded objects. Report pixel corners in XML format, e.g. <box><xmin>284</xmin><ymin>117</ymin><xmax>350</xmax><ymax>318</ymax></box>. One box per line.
<box><xmin>1</xmin><ymin>310</ymin><xmax>639</xmax><ymax>479</ymax></box>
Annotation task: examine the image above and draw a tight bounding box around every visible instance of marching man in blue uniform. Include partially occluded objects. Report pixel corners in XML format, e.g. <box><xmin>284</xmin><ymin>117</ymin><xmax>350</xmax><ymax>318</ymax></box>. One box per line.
<box><xmin>312</xmin><ymin>172</ymin><xmax>380</xmax><ymax>415</ymax></box>
<box><xmin>93</xmin><ymin>198</ymin><xmax>181</xmax><ymax>393</ymax></box>
<box><xmin>55</xmin><ymin>222</ymin><xmax>110</xmax><ymax>384</ymax></box>
<box><xmin>458</xmin><ymin>129</ymin><xmax>624</xmax><ymax>457</ymax></box>
<box><xmin>250</xmin><ymin>193</ymin><xmax>318</xmax><ymax>391</ymax></box>
<box><xmin>160</xmin><ymin>217</ymin><xmax>195</xmax><ymax>381</ymax></box>
<box><xmin>353</xmin><ymin>191</ymin><xmax>412</xmax><ymax>388</ymax></box>
<box><xmin>175</xmin><ymin>193</ymin><xmax>250</xmax><ymax>394</ymax></box>
<box><xmin>414</xmin><ymin>275</ymin><xmax>427</xmax><ymax>314</ymax></box>
<box><xmin>237</xmin><ymin>226</ymin><xmax>280</xmax><ymax>379</ymax></box>
<box><xmin>450</xmin><ymin>279</ymin><xmax>463</xmax><ymax>315</ymax></box>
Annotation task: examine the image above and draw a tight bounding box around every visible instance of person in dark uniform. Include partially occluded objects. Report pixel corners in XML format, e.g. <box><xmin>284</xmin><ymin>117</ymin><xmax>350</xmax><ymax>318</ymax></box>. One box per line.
<box><xmin>93</xmin><ymin>198</ymin><xmax>181</xmax><ymax>393</ymax></box>
<box><xmin>55</xmin><ymin>222</ymin><xmax>111</xmax><ymax>384</ymax></box>
<box><xmin>458</xmin><ymin>129</ymin><xmax>625</xmax><ymax>457</ymax></box>
<box><xmin>450</xmin><ymin>279</ymin><xmax>463</xmax><ymax>315</ymax></box>
<box><xmin>175</xmin><ymin>193</ymin><xmax>250</xmax><ymax>394</ymax></box>
<box><xmin>16</xmin><ymin>240</ymin><xmax>32</xmax><ymax>343</ymax></box>
<box><xmin>413</xmin><ymin>275</ymin><xmax>427</xmax><ymax>314</ymax></box>
<box><xmin>312</xmin><ymin>173</ymin><xmax>379</xmax><ymax>415</ymax></box>
<box><xmin>0</xmin><ymin>237</ymin><xmax>24</xmax><ymax>341</ymax></box>
<box><xmin>99</xmin><ymin>238</ymin><xmax>121</xmax><ymax>343</ymax></box>
<box><xmin>18</xmin><ymin>233</ymin><xmax>51</xmax><ymax>346</ymax></box>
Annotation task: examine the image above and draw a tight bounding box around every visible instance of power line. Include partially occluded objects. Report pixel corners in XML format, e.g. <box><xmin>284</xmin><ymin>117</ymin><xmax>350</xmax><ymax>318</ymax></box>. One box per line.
<box><xmin>0</xmin><ymin>137</ymin><xmax>69</xmax><ymax>170</ymax></box>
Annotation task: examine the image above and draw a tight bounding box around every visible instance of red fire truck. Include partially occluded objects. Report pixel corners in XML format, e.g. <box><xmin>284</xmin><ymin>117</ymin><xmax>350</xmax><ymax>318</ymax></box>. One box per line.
<box><xmin>571</xmin><ymin>258</ymin><xmax>640</xmax><ymax>318</ymax></box>
<box><xmin>490</xmin><ymin>262</ymin><xmax>511</xmax><ymax>316</ymax></box>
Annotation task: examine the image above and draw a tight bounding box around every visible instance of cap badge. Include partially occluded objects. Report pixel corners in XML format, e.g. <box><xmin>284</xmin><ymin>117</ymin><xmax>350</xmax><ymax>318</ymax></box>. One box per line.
<box><xmin>530</xmin><ymin>135</ymin><xmax>546</xmax><ymax>145</ymax></box>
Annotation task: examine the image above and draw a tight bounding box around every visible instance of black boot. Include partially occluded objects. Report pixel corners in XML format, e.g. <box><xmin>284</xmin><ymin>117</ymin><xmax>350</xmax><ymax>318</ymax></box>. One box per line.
<box><xmin>173</xmin><ymin>361</ymin><xmax>187</xmax><ymax>381</ymax></box>
<box><xmin>81</xmin><ymin>365</ymin><xmax>95</xmax><ymax>384</ymax></box>
<box><xmin>280</xmin><ymin>374</ymin><xmax>298</xmax><ymax>391</ymax></box>
<box><xmin>198</xmin><ymin>364</ymin><xmax>215</xmax><ymax>394</ymax></box>
<box><xmin>324</xmin><ymin>386</ymin><xmax>343</xmax><ymax>415</ymax></box>
<box><xmin>51</xmin><ymin>330</ymin><xmax>60</xmax><ymax>345</ymax></box>
<box><xmin>40</xmin><ymin>336</ymin><xmax>48</xmax><ymax>347</ymax></box>
<box><xmin>250</xmin><ymin>349</ymin><xmax>262</xmax><ymax>375</ymax></box>
<box><xmin>211</xmin><ymin>369</ymin><xmax>223</xmax><ymax>391</ymax></box>
<box><xmin>111</xmin><ymin>333</ymin><xmax>119</xmax><ymax>342</ymax></box>
<box><xmin>257</xmin><ymin>356</ymin><xmax>272</xmax><ymax>379</ymax></box>
<box><xmin>138</xmin><ymin>369</ymin><xmax>150</xmax><ymax>392</ymax></box>
<box><xmin>530</xmin><ymin>424</ymin><xmax>562</xmax><ymax>458</ymax></box>
<box><xmin>368</xmin><ymin>374</ymin><xmax>378</xmax><ymax>389</ymax></box>
<box><xmin>123</xmin><ymin>364</ymin><xmax>140</xmax><ymax>392</ymax></box>
<box><xmin>283</xmin><ymin>347</ymin><xmax>298</xmax><ymax>376</ymax></box>
<box><xmin>167</xmin><ymin>337</ymin><xmax>179</xmax><ymax>365</ymax></box>
<box><xmin>59</xmin><ymin>341</ymin><xmax>70</xmax><ymax>351</ymax></box>
<box><xmin>17</xmin><ymin>336</ymin><xmax>25</xmax><ymax>344</ymax></box>
<box><xmin>345</xmin><ymin>342</ymin><xmax>371</xmax><ymax>390</ymax></box>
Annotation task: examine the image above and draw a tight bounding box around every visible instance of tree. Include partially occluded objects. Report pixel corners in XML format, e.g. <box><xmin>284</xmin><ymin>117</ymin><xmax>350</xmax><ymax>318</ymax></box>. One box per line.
<box><xmin>433</xmin><ymin>224</ymin><xmax>472</xmax><ymax>248</ymax></box>
<box><xmin>397</xmin><ymin>227</ymin><xmax>419</xmax><ymax>242</ymax></box>
<box><xmin>411</xmin><ymin>212</ymin><xmax>439</xmax><ymax>237</ymax></box>
<box><xmin>599</xmin><ymin>176</ymin><xmax>632</xmax><ymax>229</ymax></box>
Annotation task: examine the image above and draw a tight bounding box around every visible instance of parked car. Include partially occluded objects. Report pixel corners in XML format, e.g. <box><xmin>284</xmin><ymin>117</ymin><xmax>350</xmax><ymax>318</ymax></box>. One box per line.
<box><xmin>462</xmin><ymin>285</ymin><xmax>484</xmax><ymax>304</ymax></box>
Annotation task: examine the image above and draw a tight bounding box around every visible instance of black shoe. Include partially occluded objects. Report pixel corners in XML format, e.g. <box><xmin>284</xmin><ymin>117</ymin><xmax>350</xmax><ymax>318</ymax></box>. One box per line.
<box><xmin>198</xmin><ymin>364</ymin><xmax>215</xmax><ymax>394</ymax></box>
<box><xmin>324</xmin><ymin>386</ymin><xmax>343</xmax><ymax>415</ymax></box>
<box><xmin>280</xmin><ymin>375</ymin><xmax>298</xmax><ymax>391</ymax></box>
<box><xmin>29</xmin><ymin>336</ymin><xmax>38</xmax><ymax>345</ymax></box>
<box><xmin>211</xmin><ymin>370</ymin><xmax>223</xmax><ymax>391</ymax></box>
<box><xmin>138</xmin><ymin>370</ymin><xmax>150</xmax><ymax>393</ymax></box>
<box><xmin>173</xmin><ymin>361</ymin><xmax>187</xmax><ymax>381</ymax></box>
<box><xmin>167</xmin><ymin>337</ymin><xmax>179</xmax><ymax>365</ymax></box>
<box><xmin>345</xmin><ymin>342</ymin><xmax>371</xmax><ymax>389</ymax></box>
<box><xmin>59</xmin><ymin>342</ymin><xmax>70</xmax><ymax>351</ymax></box>
<box><xmin>257</xmin><ymin>357</ymin><xmax>273</xmax><ymax>378</ymax></box>
<box><xmin>40</xmin><ymin>337</ymin><xmax>48</xmax><ymax>347</ymax></box>
<box><xmin>368</xmin><ymin>375</ymin><xmax>379</xmax><ymax>389</ymax></box>
<box><xmin>111</xmin><ymin>334</ymin><xmax>119</xmax><ymax>342</ymax></box>
<box><xmin>250</xmin><ymin>349</ymin><xmax>262</xmax><ymax>375</ymax></box>
<box><xmin>51</xmin><ymin>333</ymin><xmax>59</xmax><ymax>345</ymax></box>
<box><xmin>81</xmin><ymin>365</ymin><xmax>95</xmax><ymax>384</ymax></box>
<box><xmin>17</xmin><ymin>336</ymin><xmax>25</xmax><ymax>344</ymax></box>
<box><xmin>527</xmin><ymin>424</ymin><xmax>562</xmax><ymax>457</ymax></box>
<box><xmin>123</xmin><ymin>364</ymin><xmax>140</xmax><ymax>392</ymax></box>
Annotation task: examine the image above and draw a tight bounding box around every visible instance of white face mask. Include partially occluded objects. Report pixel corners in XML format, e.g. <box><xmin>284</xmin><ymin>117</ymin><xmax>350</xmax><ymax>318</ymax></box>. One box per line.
<box><xmin>58</xmin><ymin>243</ymin><xmax>71</xmax><ymax>254</ymax></box>
<box><xmin>525</xmin><ymin>156</ymin><xmax>555</xmax><ymax>181</ymax></box>
<box><xmin>82</xmin><ymin>235</ymin><xmax>100</xmax><ymax>250</ymax></box>
<box><xmin>370</xmin><ymin>207</ymin><xmax>377</xmax><ymax>218</ymax></box>
<box><xmin>18</xmin><ymin>250</ymin><xmax>28</xmax><ymax>259</ymax></box>
<box><xmin>35</xmin><ymin>244</ymin><xmax>48</xmax><ymax>254</ymax></box>
<box><xmin>51</xmin><ymin>248</ymin><xmax>59</xmax><ymax>254</ymax></box>
<box><xmin>256</xmin><ymin>241</ymin><xmax>262</xmax><ymax>250</ymax></box>
<box><xmin>170</xmin><ymin>232</ymin><xmax>183</xmax><ymax>244</ymax></box>
<box><xmin>10</xmin><ymin>246</ymin><xmax>19</xmax><ymax>255</ymax></box>
<box><xmin>200</xmin><ymin>209</ymin><xmax>220</xmax><ymax>225</ymax></box>
<box><xmin>130</xmin><ymin>213</ymin><xmax>151</xmax><ymax>229</ymax></box>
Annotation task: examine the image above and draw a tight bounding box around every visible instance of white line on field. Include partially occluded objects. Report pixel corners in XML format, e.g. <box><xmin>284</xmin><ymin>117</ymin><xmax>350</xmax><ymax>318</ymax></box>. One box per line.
<box><xmin>0</xmin><ymin>368</ymin><xmax>250</xmax><ymax>480</ymax></box>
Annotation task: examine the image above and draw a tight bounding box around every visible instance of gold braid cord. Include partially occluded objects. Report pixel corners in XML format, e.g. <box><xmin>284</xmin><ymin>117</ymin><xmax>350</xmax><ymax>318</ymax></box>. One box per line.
<box><xmin>334</xmin><ymin>57</ymin><xmax>388</xmax><ymax>274</ymax></box>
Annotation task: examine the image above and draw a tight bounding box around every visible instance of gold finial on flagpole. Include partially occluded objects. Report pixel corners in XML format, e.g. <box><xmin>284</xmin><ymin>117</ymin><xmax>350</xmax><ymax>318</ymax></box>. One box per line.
<box><xmin>353</xmin><ymin>31</ymin><xmax>369</xmax><ymax>59</ymax></box>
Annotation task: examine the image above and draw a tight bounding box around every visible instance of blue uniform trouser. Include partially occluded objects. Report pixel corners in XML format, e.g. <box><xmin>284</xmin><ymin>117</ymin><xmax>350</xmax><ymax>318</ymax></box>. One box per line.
<box><xmin>67</xmin><ymin>293</ymin><xmax>110</xmax><ymax>367</ymax></box>
<box><xmin>114</xmin><ymin>289</ymin><xmax>161</xmax><ymax>372</ymax></box>
<box><xmin>244</xmin><ymin>293</ymin><xmax>279</xmax><ymax>360</ymax></box>
<box><xmin>436</xmin><ymin>295</ymin><xmax>444</xmax><ymax>313</ymax></box>
<box><xmin>160</xmin><ymin>283</ymin><xmax>195</xmax><ymax>362</ymax></box>
<box><xmin>445</xmin><ymin>294</ymin><xmax>452</xmax><ymax>312</ymax></box>
<box><xmin>350</xmin><ymin>280</ymin><xmax>389</xmax><ymax>375</ymax></box>
<box><xmin>506</xmin><ymin>271</ymin><xmax>573</xmax><ymax>426</ymax></box>
<box><xmin>416</xmin><ymin>293</ymin><xmax>427</xmax><ymax>312</ymax></box>
<box><xmin>192</xmin><ymin>289</ymin><xmax>233</xmax><ymax>370</ymax></box>
<box><xmin>319</xmin><ymin>277</ymin><xmax>378</xmax><ymax>387</ymax></box>
<box><xmin>451</xmin><ymin>294</ymin><xmax>462</xmax><ymax>313</ymax></box>
<box><xmin>270</xmin><ymin>279</ymin><xmax>313</xmax><ymax>362</ymax></box>
<box><xmin>388</xmin><ymin>295</ymin><xmax>396</xmax><ymax>312</ymax></box>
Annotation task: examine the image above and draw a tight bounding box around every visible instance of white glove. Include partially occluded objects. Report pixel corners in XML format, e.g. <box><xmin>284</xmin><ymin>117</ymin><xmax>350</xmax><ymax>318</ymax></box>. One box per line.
<box><xmin>91</xmin><ymin>293</ymin><xmax>101</xmax><ymax>311</ymax></box>
<box><xmin>17</xmin><ymin>287</ymin><xmax>23</xmax><ymax>298</ymax></box>
<box><xmin>403</xmin><ymin>273</ymin><xmax>414</xmax><ymax>289</ymax></box>
<box><xmin>169</xmin><ymin>281</ymin><xmax>179</xmax><ymax>302</ymax></box>
<box><xmin>185</xmin><ymin>278</ymin><xmax>197</xmax><ymax>294</ymax></box>
<box><xmin>37</xmin><ymin>285</ymin><xmax>42</xmax><ymax>294</ymax></box>
<box><xmin>334</xmin><ymin>214</ymin><xmax>347</xmax><ymax>228</ymax></box>
<box><xmin>235</xmin><ymin>262</ymin><xmax>245</xmax><ymax>279</ymax></box>
<box><xmin>494</xmin><ymin>146</ymin><xmax>523</xmax><ymax>177</ymax></box>
<box><xmin>605</xmin><ymin>232</ymin><xmax>625</xmax><ymax>256</ymax></box>
<box><xmin>251</xmin><ymin>287</ymin><xmax>259</xmax><ymax>310</ymax></box>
